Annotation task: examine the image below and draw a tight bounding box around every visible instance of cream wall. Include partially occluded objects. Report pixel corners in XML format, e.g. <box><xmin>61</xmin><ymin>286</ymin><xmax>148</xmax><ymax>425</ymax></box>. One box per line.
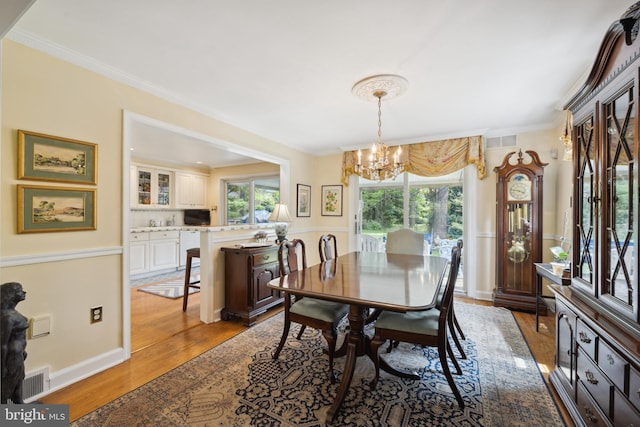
<box><xmin>0</xmin><ymin>40</ymin><xmax>316</xmax><ymax>390</ymax></box>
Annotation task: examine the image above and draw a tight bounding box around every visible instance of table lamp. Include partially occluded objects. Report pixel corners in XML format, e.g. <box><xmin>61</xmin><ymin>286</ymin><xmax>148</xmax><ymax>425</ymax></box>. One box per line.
<box><xmin>268</xmin><ymin>203</ymin><xmax>292</xmax><ymax>243</ymax></box>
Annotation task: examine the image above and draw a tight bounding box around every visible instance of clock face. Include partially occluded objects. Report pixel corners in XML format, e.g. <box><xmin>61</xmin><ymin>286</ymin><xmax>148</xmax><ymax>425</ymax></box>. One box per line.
<box><xmin>507</xmin><ymin>174</ymin><xmax>531</xmax><ymax>201</ymax></box>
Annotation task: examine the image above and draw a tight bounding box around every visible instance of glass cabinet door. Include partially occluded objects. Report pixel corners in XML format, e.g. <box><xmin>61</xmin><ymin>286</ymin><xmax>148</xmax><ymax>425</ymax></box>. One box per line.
<box><xmin>156</xmin><ymin>172</ymin><xmax>171</xmax><ymax>206</ymax></box>
<box><xmin>574</xmin><ymin>116</ymin><xmax>596</xmax><ymax>292</ymax></box>
<box><xmin>603</xmin><ymin>86</ymin><xmax>636</xmax><ymax>314</ymax></box>
<box><xmin>135</xmin><ymin>167</ymin><xmax>172</xmax><ymax>208</ymax></box>
<box><xmin>138</xmin><ymin>170</ymin><xmax>152</xmax><ymax>205</ymax></box>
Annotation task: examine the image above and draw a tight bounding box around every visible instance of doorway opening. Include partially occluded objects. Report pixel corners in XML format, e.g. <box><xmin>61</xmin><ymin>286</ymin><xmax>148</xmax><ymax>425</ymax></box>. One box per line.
<box><xmin>358</xmin><ymin>170</ymin><xmax>465</xmax><ymax>291</ymax></box>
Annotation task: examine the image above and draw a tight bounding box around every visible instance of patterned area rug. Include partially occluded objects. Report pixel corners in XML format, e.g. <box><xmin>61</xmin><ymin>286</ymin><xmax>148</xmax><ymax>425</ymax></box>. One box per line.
<box><xmin>137</xmin><ymin>277</ymin><xmax>200</xmax><ymax>299</ymax></box>
<box><xmin>72</xmin><ymin>303</ymin><xmax>565</xmax><ymax>426</ymax></box>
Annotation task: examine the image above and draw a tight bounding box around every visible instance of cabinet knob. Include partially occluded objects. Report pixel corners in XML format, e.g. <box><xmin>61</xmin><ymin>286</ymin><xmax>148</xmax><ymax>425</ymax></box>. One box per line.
<box><xmin>583</xmin><ymin>407</ymin><xmax>597</xmax><ymax>423</ymax></box>
<box><xmin>579</xmin><ymin>331</ymin><xmax>592</xmax><ymax>344</ymax></box>
<box><xmin>606</xmin><ymin>354</ymin><xmax>614</xmax><ymax>365</ymax></box>
<box><xmin>585</xmin><ymin>370</ymin><xmax>598</xmax><ymax>385</ymax></box>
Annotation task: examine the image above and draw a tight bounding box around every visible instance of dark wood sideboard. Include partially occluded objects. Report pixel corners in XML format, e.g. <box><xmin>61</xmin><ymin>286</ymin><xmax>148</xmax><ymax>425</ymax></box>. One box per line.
<box><xmin>220</xmin><ymin>245</ymin><xmax>283</xmax><ymax>326</ymax></box>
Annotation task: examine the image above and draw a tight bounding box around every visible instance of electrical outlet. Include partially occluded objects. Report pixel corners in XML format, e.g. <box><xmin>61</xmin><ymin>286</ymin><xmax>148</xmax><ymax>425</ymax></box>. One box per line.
<box><xmin>90</xmin><ymin>306</ymin><xmax>103</xmax><ymax>324</ymax></box>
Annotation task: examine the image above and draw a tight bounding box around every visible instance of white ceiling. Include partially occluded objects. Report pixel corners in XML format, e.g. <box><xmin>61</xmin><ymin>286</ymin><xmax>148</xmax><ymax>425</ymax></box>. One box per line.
<box><xmin>5</xmin><ymin>0</ymin><xmax>638</xmax><ymax>168</ymax></box>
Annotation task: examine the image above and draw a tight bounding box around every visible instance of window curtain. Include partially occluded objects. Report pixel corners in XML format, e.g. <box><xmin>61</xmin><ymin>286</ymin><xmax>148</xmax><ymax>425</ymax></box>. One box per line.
<box><xmin>341</xmin><ymin>135</ymin><xmax>486</xmax><ymax>185</ymax></box>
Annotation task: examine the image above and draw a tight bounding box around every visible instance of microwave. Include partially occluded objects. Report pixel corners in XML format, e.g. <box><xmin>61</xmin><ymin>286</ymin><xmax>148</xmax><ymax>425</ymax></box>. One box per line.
<box><xmin>184</xmin><ymin>209</ymin><xmax>211</xmax><ymax>226</ymax></box>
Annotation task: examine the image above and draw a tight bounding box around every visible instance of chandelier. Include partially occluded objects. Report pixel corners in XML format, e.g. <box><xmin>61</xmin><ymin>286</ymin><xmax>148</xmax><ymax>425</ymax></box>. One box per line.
<box><xmin>353</xmin><ymin>74</ymin><xmax>408</xmax><ymax>182</ymax></box>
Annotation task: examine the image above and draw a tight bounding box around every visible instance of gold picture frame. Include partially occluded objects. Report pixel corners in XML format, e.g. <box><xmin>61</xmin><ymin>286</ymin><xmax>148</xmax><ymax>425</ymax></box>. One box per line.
<box><xmin>18</xmin><ymin>185</ymin><xmax>97</xmax><ymax>233</ymax></box>
<box><xmin>18</xmin><ymin>130</ymin><xmax>97</xmax><ymax>185</ymax></box>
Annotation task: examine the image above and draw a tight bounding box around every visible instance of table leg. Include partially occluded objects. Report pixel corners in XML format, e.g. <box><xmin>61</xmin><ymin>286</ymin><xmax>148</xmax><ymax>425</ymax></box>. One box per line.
<box><xmin>327</xmin><ymin>305</ymin><xmax>366</xmax><ymax>423</ymax></box>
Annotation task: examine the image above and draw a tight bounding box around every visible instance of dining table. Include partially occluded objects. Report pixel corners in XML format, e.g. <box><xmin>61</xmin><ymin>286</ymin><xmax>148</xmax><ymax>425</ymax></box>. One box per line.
<box><xmin>267</xmin><ymin>251</ymin><xmax>449</xmax><ymax>423</ymax></box>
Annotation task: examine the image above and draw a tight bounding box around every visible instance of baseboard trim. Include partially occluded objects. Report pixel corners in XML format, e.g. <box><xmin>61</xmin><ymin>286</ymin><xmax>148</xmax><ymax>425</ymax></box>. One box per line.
<box><xmin>46</xmin><ymin>348</ymin><xmax>125</xmax><ymax>396</ymax></box>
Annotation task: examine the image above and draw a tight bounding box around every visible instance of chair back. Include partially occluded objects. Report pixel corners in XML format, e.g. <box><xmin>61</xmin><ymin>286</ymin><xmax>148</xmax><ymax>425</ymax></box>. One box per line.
<box><xmin>319</xmin><ymin>234</ymin><xmax>338</xmax><ymax>262</ymax></box>
<box><xmin>278</xmin><ymin>239</ymin><xmax>307</xmax><ymax>274</ymax></box>
<box><xmin>385</xmin><ymin>229</ymin><xmax>424</xmax><ymax>255</ymax></box>
<box><xmin>360</xmin><ymin>235</ymin><xmax>380</xmax><ymax>252</ymax></box>
<box><xmin>436</xmin><ymin>246</ymin><xmax>461</xmax><ymax>316</ymax></box>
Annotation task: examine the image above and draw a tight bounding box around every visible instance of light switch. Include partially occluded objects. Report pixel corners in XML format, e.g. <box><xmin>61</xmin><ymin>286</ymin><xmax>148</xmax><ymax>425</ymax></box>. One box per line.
<box><xmin>30</xmin><ymin>316</ymin><xmax>51</xmax><ymax>338</ymax></box>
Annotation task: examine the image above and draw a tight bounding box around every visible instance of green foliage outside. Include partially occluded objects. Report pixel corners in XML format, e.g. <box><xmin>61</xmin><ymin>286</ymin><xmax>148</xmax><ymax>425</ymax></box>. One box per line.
<box><xmin>361</xmin><ymin>184</ymin><xmax>463</xmax><ymax>240</ymax></box>
<box><xmin>227</xmin><ymin>182</ymin><xmax>279</xmax><ymax>224</ymax></box>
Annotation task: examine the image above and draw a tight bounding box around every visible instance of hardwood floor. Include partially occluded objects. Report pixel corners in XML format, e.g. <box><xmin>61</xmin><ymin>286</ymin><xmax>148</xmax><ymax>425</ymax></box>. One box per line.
<box><xmin>39</xmin><ymin>289</ymin><xmax>573</xmax><ymax>425</ymax></box>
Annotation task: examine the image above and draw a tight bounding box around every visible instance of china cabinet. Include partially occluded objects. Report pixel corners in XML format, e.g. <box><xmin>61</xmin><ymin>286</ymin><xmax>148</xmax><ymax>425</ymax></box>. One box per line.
<box><xmin>494</xmin><ymin>150</ymin><xmax>546</xmax><ymax>312</ymax></box>
<box><xmin>549</xmin><ymin>3</ymin><xmax>640</xmax><ymax>426</ymax></box>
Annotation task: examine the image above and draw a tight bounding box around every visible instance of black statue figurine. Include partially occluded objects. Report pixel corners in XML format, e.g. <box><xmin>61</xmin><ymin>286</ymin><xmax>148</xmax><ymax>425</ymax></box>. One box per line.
<box><xmin>1</xmin><ymin>282</ymin><xmax>29</xmax><ymax>404</ymax></box>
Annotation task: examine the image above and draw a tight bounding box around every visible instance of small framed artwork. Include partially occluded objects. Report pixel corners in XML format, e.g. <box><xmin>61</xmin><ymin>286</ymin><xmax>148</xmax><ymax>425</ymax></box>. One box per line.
<box><xmin>18</xmin><ymin>185</ymin><xmax>97</xmax><ymax>233</ymax></box>
<box><xmin>321</xmin><ymin>185</ymin><xmax>343</xmax><ymax>216</ymax></box>
<box><xmin>18</xmin><ymin>130</ymin><xmax>97</xmax><ymax>185</ymax></box>
<box><xmin>296</xmin><ymin>184</ymin><xmax>311</xmax><ymax>217</ymax></box>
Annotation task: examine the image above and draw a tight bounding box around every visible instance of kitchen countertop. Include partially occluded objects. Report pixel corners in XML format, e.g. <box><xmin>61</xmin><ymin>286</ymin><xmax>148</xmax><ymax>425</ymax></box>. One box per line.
<box><xmin>130</xmin><ymin>224</ymin><xmax>275</xmax><ymax>233</ymax></box>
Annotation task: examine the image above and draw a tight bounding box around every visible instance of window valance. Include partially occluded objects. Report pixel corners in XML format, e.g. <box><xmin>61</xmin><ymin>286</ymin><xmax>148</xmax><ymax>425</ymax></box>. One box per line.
<box><xmin>341</xmin><ymin>135</ymin><xmax>486</xmax><ymax>185</ymax></box>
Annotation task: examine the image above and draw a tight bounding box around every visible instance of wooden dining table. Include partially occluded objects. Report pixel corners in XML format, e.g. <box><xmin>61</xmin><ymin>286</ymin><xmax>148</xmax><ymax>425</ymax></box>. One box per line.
<box><xmin>267</xmin><ymin>251</ymin><xmax>449</xmax><ymax>423</ymax></box>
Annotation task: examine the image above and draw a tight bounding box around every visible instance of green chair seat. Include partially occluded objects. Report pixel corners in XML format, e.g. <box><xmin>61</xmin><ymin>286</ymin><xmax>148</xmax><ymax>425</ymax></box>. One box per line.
<box><xmin>375</xmin><ymin>309</ymin><xmax>440</xmax><ymax>336</ymax></box>
<box><xmin>291</xmin><ymin>297</ymin><xmax>349</xmax><ymax>323</ymax></box>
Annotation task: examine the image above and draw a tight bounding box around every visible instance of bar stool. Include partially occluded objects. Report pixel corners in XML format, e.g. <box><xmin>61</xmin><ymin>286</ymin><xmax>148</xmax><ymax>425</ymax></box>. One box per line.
<box><xmin>182</xmin><ymin>248</ymin><xmax>200</xmax><ymax>311</ymax></box>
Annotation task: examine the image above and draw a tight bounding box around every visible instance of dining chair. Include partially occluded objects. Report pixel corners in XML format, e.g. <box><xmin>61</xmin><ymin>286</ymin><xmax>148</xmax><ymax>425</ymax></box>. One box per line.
<box><xmin>448</xmin><ymin>239</ymin><xmax>467</xmax><ymax>358</ymax></box>
<box><xmin>369</xmin><ymin>246</ymin><xmax>465</xmax><ymax>409</ymax></box>
<box><xmin>272</xmin><ymin>239</ymin><xmax>349</xmax><ymax>383</ymax></box>
<box><xmin>318</xmin><ymin>234</ymin><xmax>338</xmax><ymax>262</ymax></box>
<box><xmin>385</xmin><ymin>228</ymin><xmax>424</xmax><ymax>255</ymax></box>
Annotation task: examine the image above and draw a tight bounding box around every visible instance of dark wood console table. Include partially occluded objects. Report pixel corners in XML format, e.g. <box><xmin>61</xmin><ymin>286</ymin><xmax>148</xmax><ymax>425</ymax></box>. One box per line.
<box><xmin>534</xmin><ymin>262</ymin><xmax>570</xmax><ymax>332</ymax></box>
<box><xmin>221</xmin><ymin>245</ymin><xmax>283</xmax><ymax>326</ymax></box>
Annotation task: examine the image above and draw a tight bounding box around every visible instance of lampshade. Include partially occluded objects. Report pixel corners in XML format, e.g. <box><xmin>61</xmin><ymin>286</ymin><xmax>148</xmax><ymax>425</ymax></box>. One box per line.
<box><xmin>268</xmin><ymin>204</ymin><xmax>292</xmax><ymax>243</ymax></box>
<box><xmin>268</xmin><ymin>204</ymin><xmax>292</xmax><ymax>223</ymax></box>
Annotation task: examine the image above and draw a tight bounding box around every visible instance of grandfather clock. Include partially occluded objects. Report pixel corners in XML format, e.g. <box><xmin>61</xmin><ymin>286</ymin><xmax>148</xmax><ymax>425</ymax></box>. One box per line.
<box><xmin>494</xmin><ymin>150</ymin><xmax>547</xmax><ymax>312</ymax></box>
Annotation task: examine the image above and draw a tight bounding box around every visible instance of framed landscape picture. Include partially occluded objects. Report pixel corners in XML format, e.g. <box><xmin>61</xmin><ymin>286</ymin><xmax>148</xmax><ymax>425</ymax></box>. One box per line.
<box><xmin>18</xmin><ymin>130</ymin><xmax>97</xmax><ymax>185</ymax></box>
<box><xmin>18</xmin><ymin>185</ymin><xmax>97</xmax><ymax>233</ymax></box>
<box><xmin>297</xmin><ymin>184</ymin><xmax>311</xmax><ymax>217</ymax></box>
<box><xmin>321</xmin><ymin>185</ymin><xmax>343</xmax><ymax>216</ymax></box>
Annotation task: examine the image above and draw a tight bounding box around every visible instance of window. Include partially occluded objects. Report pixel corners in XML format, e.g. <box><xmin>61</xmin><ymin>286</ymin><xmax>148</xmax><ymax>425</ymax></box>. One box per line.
<box><xmin>225</xmin><ymin>176</ymin><xmax>280</xmax><ymax>225</ymax></box>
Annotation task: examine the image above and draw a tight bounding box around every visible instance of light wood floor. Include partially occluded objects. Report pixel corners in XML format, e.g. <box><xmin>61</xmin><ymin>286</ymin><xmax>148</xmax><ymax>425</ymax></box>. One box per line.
<box><xmin>39</xmin><ymin>290</ymin><xmax>573</xmax><ymax>425</ymax></box>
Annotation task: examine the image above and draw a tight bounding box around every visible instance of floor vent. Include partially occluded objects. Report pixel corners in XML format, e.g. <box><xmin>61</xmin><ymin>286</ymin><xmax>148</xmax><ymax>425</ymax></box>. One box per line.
<box><xmin>23</xmin><ymin>367</ymin><xmax>50</xmax><ymax>402</ymax></box>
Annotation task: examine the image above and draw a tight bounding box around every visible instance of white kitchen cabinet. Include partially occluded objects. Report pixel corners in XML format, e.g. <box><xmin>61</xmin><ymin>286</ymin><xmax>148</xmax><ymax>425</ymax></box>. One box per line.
<box><xmin>130</xmin><ymin>232</ymin><xmax>150</xmax><ymax>275</ymax></box>
<box><xmin>132</xmin><ymin>164</ymin><xmax>173</xmax><ymax>208</ymax></box>
<box><xmin>175</xmin><ymin>172</ymin><xmax>208</xmax><ymax>208</ymax></box>
<box><xmin>149</xmin><ymin>230</ymin><xmax>179</xmax><ymax>271</ymax></box>
<box><xmin>179</xmin><ymin>230</ymin><xmax>201</xmax><ymax>267</ymax></box>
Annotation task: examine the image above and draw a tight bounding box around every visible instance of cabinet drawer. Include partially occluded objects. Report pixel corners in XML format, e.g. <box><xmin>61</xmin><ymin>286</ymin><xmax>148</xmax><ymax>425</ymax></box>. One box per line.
<box><xmin>577</xmin><ymin>348</ymin><xmax>612</xmax><ymax>416</ymax></box>
<box><xmin>630</xmin><ymin>365</ymin><xmax>640</xmax><ymax>412</ymax></box>
<box><xmin>252</xmin><ymin>250</ymin><xmax>278</xmax><ymax>266</ymax></box>
<box><xmin>597</xmin><ymin>340</ymin><xmax>626</xmax><ymax>390</ymax></box>
<box><xmin>614</xmin><ymin>387</ymin><xmax>640</xmax><ymax>426</ymax></box>
<box><xmin>150</xmin><ymin>230</ymin><xmax>179</xmax><ymax>240</ymax></box>
<box><xmin>576</xmin><ymin>318</ymin><xmax>598</xmax><ymax>360</ymax></box>
<box><xmin>130</xmin><ymin>232</ymin><xmax>150</xmax><ymax>241</ymax></box>
<box><xmin>577</xmin><ymin>381</ymin><xmax>612</xmax><ymax>427</ymax></box>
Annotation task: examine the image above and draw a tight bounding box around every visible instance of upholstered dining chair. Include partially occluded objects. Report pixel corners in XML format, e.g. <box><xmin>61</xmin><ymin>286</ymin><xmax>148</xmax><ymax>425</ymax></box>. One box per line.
<box><xmin>319</xmin><ymin>234</ymin><xmax>338</xmax><ymax>262</ymax></box>
<box><xmin>369</xmin><ymin>246</ymin><xmax>465</xmax><ymax>409</ymax></box>
<box><xmin>385</xmin><ymin>228</ymin><xmax>424</xmax><ymax>255</ymax></box>
<box><xmin>272</xmin><ymin>239</ymin><xmax>349</xmax><ymax>383</ymax></box>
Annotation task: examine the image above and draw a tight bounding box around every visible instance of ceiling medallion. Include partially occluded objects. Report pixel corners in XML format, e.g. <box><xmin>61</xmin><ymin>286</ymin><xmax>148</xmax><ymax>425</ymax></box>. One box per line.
<box><xmin>351</xmin><ymin>74</ymin><xmax>409</xmax><ymax>102</ymax></box>
<box><xmin>352</xmin><ymin>74</ymin><xmax>408</xmax><ymax>182</ymax></box>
